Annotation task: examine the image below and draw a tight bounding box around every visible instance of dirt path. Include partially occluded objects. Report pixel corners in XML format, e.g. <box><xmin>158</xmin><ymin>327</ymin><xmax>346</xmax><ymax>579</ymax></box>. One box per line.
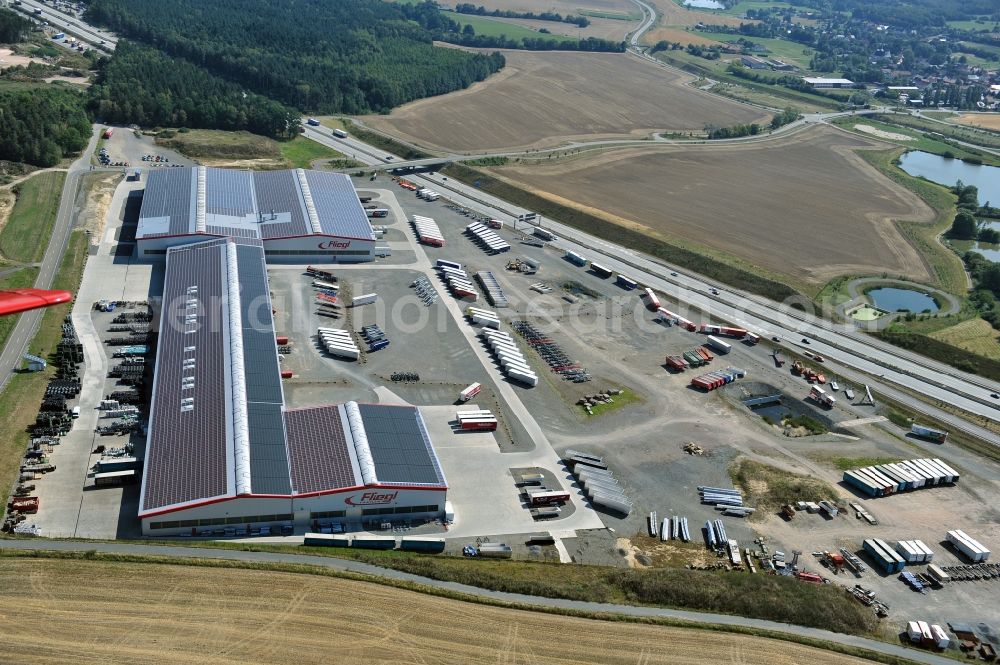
<box><xmin>0</xmin><ymin>557</ymin><xmax>881</xmax><ymax>665</ymax></box>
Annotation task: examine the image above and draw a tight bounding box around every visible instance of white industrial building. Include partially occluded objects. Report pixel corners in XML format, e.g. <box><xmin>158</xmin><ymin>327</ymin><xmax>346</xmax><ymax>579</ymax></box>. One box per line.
<box><xmin>136</xmin><ymin>167</ymin><xmax>375</xmax><ymax>263</ymax></box>
<box><xmin>803</xmin><ymin>77</ymin><xmax>855</xmax><ymax>89</ymax></box>
<box><xmin>139</xmin><ymin>238</ymin><xmax>447</xmax><ymax>536</ymax></box>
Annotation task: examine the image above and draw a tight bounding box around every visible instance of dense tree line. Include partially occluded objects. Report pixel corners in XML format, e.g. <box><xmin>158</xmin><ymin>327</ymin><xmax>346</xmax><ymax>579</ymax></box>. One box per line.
<box><xmin>0</xmin><ymin>8</ymin><xmax>31</xmax><ymax>43</ymax></box>
<box><xmin>443</xmin><ymin>31</ymin><xmax>624</xmax><ymax>51</ymax></box>
<box><xmin>85</xmin><ymin>0</ymin><xmax>505</xmax><ymax>114</ymax></box>
<box><xmin>89</xmin><ymin>42</ymin><xmax>299</xmax><ymax>138</ymax></box>
<box><xmin>705</xmin><ymin>123</ymin><xmax>761</xmax><ymax>139</ymax></box>
<box><xmin>947</xmin><ymin>182</ymin><xmax>1000</xmax><ymax>243</ymax></box>
<box><xmin>0</xmin><ymin>86</ymin><xmax>92</xmax><ymax>167</ymax></box>
<box><xmin>770</xmin><ymin>107</ymin><xmax>800</xmax><ymax>130</ymax></box>
<box><xmin>453</xmin><ymin>4</ymin><xmax>589</xmax><ymax>27</ymax></box>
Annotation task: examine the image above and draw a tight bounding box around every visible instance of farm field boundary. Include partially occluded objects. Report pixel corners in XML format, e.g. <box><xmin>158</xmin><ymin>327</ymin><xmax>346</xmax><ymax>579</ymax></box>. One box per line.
<box><xmin>0</xmin><ymin>549</ymin><xmax>932</xmax><ymax>665</ymax></box>
<box><xmin>441</xmin><ymin>161</ymin><xmax>801</xmax><ymax>301</ymax></box>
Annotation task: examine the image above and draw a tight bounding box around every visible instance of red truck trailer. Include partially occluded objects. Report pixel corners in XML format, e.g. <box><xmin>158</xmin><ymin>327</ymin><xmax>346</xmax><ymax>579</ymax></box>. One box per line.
<box><xmin>665</xmin><ymin>355</ymin><xmax>688</xmax><ymax>371</ymax></box>
<box><xmin>640</xmin><ymin>288</ymin><xmax>661</xmax><ymax>311</ymax></box>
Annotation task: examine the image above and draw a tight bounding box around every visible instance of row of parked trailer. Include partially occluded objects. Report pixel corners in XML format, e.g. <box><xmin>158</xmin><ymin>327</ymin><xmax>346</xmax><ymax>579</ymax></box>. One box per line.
<box><xmin>841</xmin><ymin>458</ymin><xmax>960</xmax><ymax>497</ymax></box>
<box><xmin>690</xmin><ymin>367</ymin><xmax>746</xmax><ymax>391</ymax></box>
<box><xmin>864</xmin><ymin>538</ymin><xmax>908</xmax><ymax>573</ymax></box>
<box><xmin>456</xmin><ymin>408</ymin><xmax>498</xmax><ymax>432</ymax></box>
<box><xmin>665</xmin><ymin>348</ymin><xmax>714</xmax><ymax>371</ymax></box>
<box><xmin>412</xmin><ymin>215</ymin><xmax>444</xmax><ymax>247</ymax></box>
<box><xmin>947</xmin><ymin>530</ymin><xmax>991</xmax><ymax>563</ymax></box>
<box><xmin>416</xmin><ymin>187</ymin><xmax>440</xmax><ymax>201</ymax></box>
<box><xmin>906</xmin><ymin>621</ymin><xmax>951</xmax><ymax>649</ymax></box>
<box><xmin>656</xmin><ymin>307</ymin><xmax>698</xmax><ymax>332</ymax></box>
<box><xmin>475</xmin><ymin>270</ymin><xmax>508</xmax><ymax>307</ymax></box>
<box><xmin>435</xmin><ymin>260</ymin><xmax>478</xmax><ymax>300</ymax></box>
<box><xmin>466</xmin><ymin>306</ymin><xmax>499</xmax><ymax>329</ymax></box>
<box><xmin>466</xmin><ymin>222</ymin><xmax>511</xmax><ymax>254</ymax></box>
<box><xmin>896</xmin><ymin>539</ymin><xmax>935</xmax><ymax>563</ymax></box>
<box><xmin>563</xmin><ymin>449</ymin><xmax>632</xmax><ymax>516</ymax></box>
<box><xmin>317</xmin><ymin>327</ymin><xmax>360</xmax><ymax>360</ymax></box>
<box><xmin>478</xmin><ymin>329</ymin><xmax>538</xmax><ymax>387</ymax></box>
<box><xmin>304</xmin><ymin>533</ymin><xmax>446</xmax><ymax>553</ymax></box>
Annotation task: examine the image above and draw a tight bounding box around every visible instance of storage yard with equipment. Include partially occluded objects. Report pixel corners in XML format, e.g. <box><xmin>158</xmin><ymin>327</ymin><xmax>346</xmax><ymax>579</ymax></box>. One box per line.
<box><xmin>4</xmin><ymin>162</ymin><xmax>1000</xmax><ymax>654</ymax></box>
<box><xmin>488</xmin><ymin>126</ymin><xmax>937</xmax><ymax>288</ymax></box>
<box><xmin>361</xmin><ymin>51</ymin><xmax>769</xmax><ymax>153</ymax></box>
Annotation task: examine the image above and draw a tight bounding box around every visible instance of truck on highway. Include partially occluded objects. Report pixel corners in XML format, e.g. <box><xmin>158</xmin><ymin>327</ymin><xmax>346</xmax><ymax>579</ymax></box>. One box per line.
<box><xmin>332</xmin><ymin>128</ymin><xmax>348</xmax><ymax>138</ymax></box>
<box><xmin>306</xmin><ymin>118</ymin><xmax>320</xmax><ymax>126</ymax></box>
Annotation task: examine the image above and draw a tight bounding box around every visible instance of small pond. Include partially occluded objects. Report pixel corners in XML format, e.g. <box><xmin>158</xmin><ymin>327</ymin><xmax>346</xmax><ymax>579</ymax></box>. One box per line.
<box><xmin>868</xmin><ymin>287</ymin><xmax>938</xmax><ymax>313</ymax></box>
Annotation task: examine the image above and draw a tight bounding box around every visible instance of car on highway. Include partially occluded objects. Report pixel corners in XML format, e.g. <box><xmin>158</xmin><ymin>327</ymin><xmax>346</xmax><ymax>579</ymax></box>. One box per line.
<box><xmin>670</xmin><ymin>272</ymin><xmax>677</xmax><ymax>277</ymax></box>
<box><xmin>710</xmin><ymin>288</ymin><xmax>719</xmax><ymax>295</ymax></box>
<box><xmin>801</xmin><ymin>338</ymin><xmax>810</xmax><ymax>344</ymax></box>
<box><xmin>384</xmin><ymin>156</ymin><xmax>394</xmax><ymax>161</ymax></box>
<box><xmin>991</xmin><ymin>393</ymin><xmax>999</xmax><ymax>399</ymax></box>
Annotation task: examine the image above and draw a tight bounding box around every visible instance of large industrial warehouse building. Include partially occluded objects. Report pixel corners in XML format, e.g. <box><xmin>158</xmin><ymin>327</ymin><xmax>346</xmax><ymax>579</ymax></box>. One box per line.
<box><xmin>137</xmin><ymin>197</ymin><xmax>447</xmax><ymax>536</ymax></box>
<box><xmin>136</xmin><ymin>166</ymin><xmax>376</xmax><ymax>263</ymax></box>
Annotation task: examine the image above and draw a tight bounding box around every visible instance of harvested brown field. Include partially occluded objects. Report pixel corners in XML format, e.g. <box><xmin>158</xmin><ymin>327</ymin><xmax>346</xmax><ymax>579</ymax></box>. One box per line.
<box><xmin>648</xmin><ymin>0</ymin><xmax>748</xmax><ymax>27</ymax></box>
<box><xmin>491</xmin><ymin>125</ymin><xmax>936</xmax><ymax>287</ymax></box>
<box><xmin>951</xmin><ymin>113</ymin><xmax>1000</xmax><ymax>131</ymax></box>
<box><xmin>363</xmin><ymin>51</ymin><xmax>768</xmax><ymax>152</ymax></box>
<box><xmin>0</xmin><ymin>557</ymin><xmax>879</xmax><ymax>665</ymax></box>
<box><xmin>642</xmin><ymin>26</ymin><xmax>722</xmax><ymax>46</ymax></box>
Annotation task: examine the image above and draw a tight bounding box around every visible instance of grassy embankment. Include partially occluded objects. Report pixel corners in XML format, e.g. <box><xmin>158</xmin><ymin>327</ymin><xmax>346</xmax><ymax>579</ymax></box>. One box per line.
<box><xmin>441</xmin><ymin>162</ymin><xmax>801</xmax><ymax>302</ymax></box>
<box><xmin>334</xmin><ymin>118</ymin><xmax>432</xmax><ymax>161</ymax></box>
<box><xmin>0</xmin><ymin>230</ymin><xmax>88</xmax><ymax>501</ymax></box>
<box><xmin>36</xmin><ymin>539</ymin><xmax>878</xmax><ymax>637</ymax></box>
<box><xmin>652</xmin><ymin>50</ymin><xmax>843</xmax><ymax>112</ymax></box>
<box><xmin>730</xmin><ymin>459</ymin><xmax>838</xmax><ymax>516</ymax></box>
<box><xmin>830</xmin><ymin>115</ymin><xmax>1000</xmax><ymax>167</ymax></box>
<box><xmin>452</xmin><ymin>14</ymin><xmax>574</xmax><ymax>42</ymax></box>
<box><xmin>578</xmin><ymin>8</ymin><xmax>642</xmax><ymax>20</ymax></box>
<box><xmin>154</xmin><ymin>129</ymin><xmax>360</xmax><ymax>169</ymax></box>
<box><xmin>0</xmin><ymin>551</ymin><xmax>926</xmax><ymax>665</ymax></box>
<box><xmin>0</xmin><ymin>171</ymin><xmax>66</xmax><ymax>263</ymax></box>
<box><xmin>881</xmin><ymin>113</ymin><xmax>1000</xmax><ymax>151</ymax></box>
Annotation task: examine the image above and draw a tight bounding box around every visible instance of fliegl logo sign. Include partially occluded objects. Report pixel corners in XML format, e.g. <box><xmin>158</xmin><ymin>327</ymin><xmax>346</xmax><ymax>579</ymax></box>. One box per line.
<box><xmin>345</xmin><ymin>491</ymin><xmax>398</xmax><ymax>506</ymax></box>
<box><xmin>318</xmin><ymin>240</ymin><xmax>351</xmax><ymax>250</ymax></box>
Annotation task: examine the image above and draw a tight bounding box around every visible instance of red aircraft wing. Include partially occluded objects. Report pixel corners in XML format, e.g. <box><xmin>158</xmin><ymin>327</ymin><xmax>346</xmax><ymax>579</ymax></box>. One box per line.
<box><xmin>0</xmin><ymin>289</ymin><xmax>73</xmax><ymax>316</ymax></box>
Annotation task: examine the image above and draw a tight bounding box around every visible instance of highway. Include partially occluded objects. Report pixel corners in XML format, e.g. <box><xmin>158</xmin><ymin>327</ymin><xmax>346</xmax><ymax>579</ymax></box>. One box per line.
<box><xmin>0</xmin><ymin>125</ymin><xmax>101</xmax><ymax>394</ymax></box>
<box><xmin>303</xmin><ymin>122</ymin><xmax>999</xmax><ymax>444</ymax></box>
<box><xmin>0</xmin><ymin>539</ymin><xmax>958</xmax><ymax>665</ymax></box>
<box><xmin>11</xmin><ymin>0</ymin><xmax>117</xmax><ymax>52</ymax></box>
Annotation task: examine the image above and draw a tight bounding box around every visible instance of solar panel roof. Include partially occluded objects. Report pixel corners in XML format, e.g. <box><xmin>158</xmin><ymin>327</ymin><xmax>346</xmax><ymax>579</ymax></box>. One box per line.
<box><xmin>137</xmin><ymin>167</ymin><xmax>374</xmax><ymax>241</ymax></box>
<box><xmin>356</xmin><ymin>404</ymin><xmax>446</xmax><ymax>486</ymax></box>
<box><xmin>304</xmin><ymin>170</ymin><xmax>375</xmax><ymax>240</ymax></box>
<box><xmin>284</xmin><ymin>405</ymin><xmax>361</xmax><ymax>493</ymax></box>
<box><xmin>140</xmin><ymin>240</ymin><xmax>231</xmax><ymax>513</ymax></box>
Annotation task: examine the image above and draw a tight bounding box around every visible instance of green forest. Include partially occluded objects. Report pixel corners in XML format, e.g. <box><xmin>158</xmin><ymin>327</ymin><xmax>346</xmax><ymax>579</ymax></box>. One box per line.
<box><xmin>0</xmin><ymin>8</ymin><xmax>31</xmax><ymax>44</ymax></box>
<box><xmin>85</xmin><ymin>0</ymin><xmax>505</xmax><ymax>115</ymax></box>
<box><xmin>0</xmin><ymin>86</ymin><xmax>92</xmax><ymax>167</ymax></box>
<box><xmin>89</xmin><ymin>42</ymin><xmax>299</xmax><ymax>138</ymax></box>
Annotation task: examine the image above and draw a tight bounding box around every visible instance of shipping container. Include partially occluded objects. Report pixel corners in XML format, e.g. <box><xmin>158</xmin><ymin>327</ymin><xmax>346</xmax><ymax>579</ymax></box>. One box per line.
<box><xmin>96</xmin><ymin>457</ymin><xmax>140</xmax><ymax>473</ymax></box>
<box><xmin>926</xmin><ymin>563</ymin><xmax>950</xmax><ymax>584</ymax></box>
<box><xmin>947</xmin><ymin>530</ymin><xmax>990</xmax><ymax>562</ymax></box>
<box><xmin>459</xmin><ymin>382</ymin><xmax>482</xmax><ymax>402</ymax></box>
<box><xmin>507</xmin><ymin>367</ymin><xmax>538</xmax><ymax>387</ymax></box>
<box><xmin>352</xmin><ymin>536</ymin><xmax>397</xmax><ymax>550</ymax></box>
<box><xmin>706</xmin><ymin>336</ymin><xmax>732</xmax><ymax>354</ymax></box>
<box><xmin>351</xmin><ymin>293</ymin><xmax>378</xmax><ymax>307</ymax></box>
<box><xmin>640</xmin><ymin>288</ymin><xmax>661</xmax><ymax>311</ymax></box>
<box><xmin>863</xmin><ymin>538</ymin><xmax>906</xmax><ymax>573</ymax></box>
<box><xmin>304</xmin><ymin>533</ymin><xmax>352</xmax><ymax>547</ymax></box>
<box><xmin>589</xmin><ymin>262</ymin><xmax>613</xmax><ymax>279</ymax></box>
<box><xmin>616</xmin><ymin>274</ymin><xmax>638</xmax><ymax>290</ymax></box>
<box><xmin>399</xmin><ymin>537</ymin><xmax>446</xmax><ymax>553</ymax></box>
<box><xmin>436</xmin><ymin>259</ymin><xmax>463</xmax><ymax>271</ymax></box>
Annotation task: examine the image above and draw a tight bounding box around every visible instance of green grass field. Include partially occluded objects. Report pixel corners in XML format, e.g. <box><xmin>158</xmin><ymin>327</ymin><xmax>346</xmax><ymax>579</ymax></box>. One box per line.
<box><xmin>583</xmin><ymin>387</ymin><xmax>641</xmax><ymax>416</ymax></box>
<box><xmin>718</xmin><ymin>0</ymin><xmax>793</xmax><ymax>16</ymax></box>
<box><xmin>279</xmin><ymin>136</ymin><xmax>352</xmax><ymax>169</ymax></box>
<box><xmin>947</xmin><ymin>19</ymin><xmax>999</xmax><ymax>31</ymax></box>
<box><xmin>578</xmin><ymin>8</ymin><xmax>641</xmax><ymax>20</ymax></box>
<box><xmin>455</xmin><ymin>14</ymin><xmax>573</xmax><ymax>41</ymax></box>
<box><xmin>156</xmin><ymin>129</ymin><xmax>280</xmax><ymax>160</ymax></box>
<box><xmin>0</xmin><ymin>230</ymin><xmax>87</xmax><ymax>505</ymax></box>
<box><xmin>830</xmin><ymin>116</ymin><xmax>1000</xmax><ymax>167</ymax></box>
<box><xmin>0</xmin><ymin>267</ymin><xmax>40</xmax><ymax>353</ymax></box>
<box><xmin>0</xmin><ymin>171</ymin><xmax>66</xmax><ymax>264</ymax></box>
<box><xmin>691</xmin><ymin>31</ymin><xmax>814</xmax><ymax>68</ymax></box>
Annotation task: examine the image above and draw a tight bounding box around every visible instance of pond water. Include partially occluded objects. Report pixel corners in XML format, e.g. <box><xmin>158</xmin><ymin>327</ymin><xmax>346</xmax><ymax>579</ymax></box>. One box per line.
<box><xmin>683</xmin><ymin>0</ymin><xmax>726</xmax><ymax>8</ymax></box>
<box><xmin>898</xmin><ymin>151</ymin><xmax>1000</xmax><ymax>206</ymax></box>
<box><xmin>868</xmin><ymin>287</ymin><xmax>939</xmax><ymax>313</ymax></box>
<box><xmin>953</xmin><ymin>220</ymin><xmax>1000</xmax><ymax>261</ymax></box>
